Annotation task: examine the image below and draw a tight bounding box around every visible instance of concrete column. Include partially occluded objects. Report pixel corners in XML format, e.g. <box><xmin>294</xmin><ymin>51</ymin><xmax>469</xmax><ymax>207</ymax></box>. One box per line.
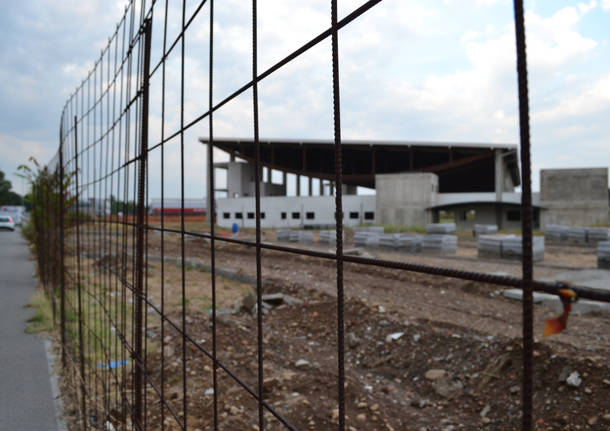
<box><xmin>207</xmin><ymin>145</ymin><xmax>212</xmax><ymax>222</ymax></box>
<box><xmin>308</xmin><ymin>177</ymin><xmax>313</xmax><ymax>196</ymax></box>
<box><xmin>296</xmin><ymin>174</ymin><xmax>301</xmax><ymax>196</ymax></box>
<box><xmin>342</xmin><ymin>184</ymin><xmax>357</xmax><ymax>195</ymax></box>
<box><xmin>495</xmin><ymin>149</ymin><xmax>504</xmax><ymax>200</ymax></box>
<box><xmin>282</xmin><ymin>171</ymin><xmax>287</xmax><ymax>196</ymax></box>
<box><xmin>319</xmin><ymin>179</ymin><xmax>324</xmax><ymax>196</ymax></box>
<box><xmin>494</xmin><ymin>149</ymin><xmax>504</xmax><ymax>229</ymax></box>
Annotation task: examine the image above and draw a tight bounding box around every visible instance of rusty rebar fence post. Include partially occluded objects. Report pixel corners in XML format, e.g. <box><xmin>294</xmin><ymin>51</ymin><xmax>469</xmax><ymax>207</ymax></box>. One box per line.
<box><xmin>330</xmin><ymin>1</ymin><xmax>346</xmax><ymax>429</ymax></box>
<box><xmin>59</xmin><ymin>125</ymin><xmax>66</xmax><ymax>368</ymax></box>
<box><xmin>133</xmin><ymin>18</ymin><xmax>152</xmax><ymax>430</ymax></box>
<box><xmin>513</xmin><ymin>1</ymin><xmax>534</xmax><ymax>430</ymax></box>
<box><xmin>207</xmin><ymin>1</ymin><xmax>219</xmax><ymax>428</ymax></box>
<box><xmin>74</xmin><ymin>115</ymin><xmax>87</xmax><ymax>430</ymax></box>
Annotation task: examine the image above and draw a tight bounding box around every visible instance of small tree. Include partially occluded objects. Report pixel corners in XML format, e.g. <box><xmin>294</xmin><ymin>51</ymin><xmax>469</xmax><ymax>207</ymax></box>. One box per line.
<box><xmin>17</xmin><ymin>158</ymin><xmax>75</xmax><ymax>291</ymax></box>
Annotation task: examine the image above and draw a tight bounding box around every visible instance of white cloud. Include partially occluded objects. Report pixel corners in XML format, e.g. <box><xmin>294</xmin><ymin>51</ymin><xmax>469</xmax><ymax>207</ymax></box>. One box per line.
<box><xmin>578</xmin><ymin>0</ymin><xmax>597</xmax><ymax>14</ymax></box>
<box><xmin>602</xmin><ymin>0</ymin><xmax>610</xmax><ymax>11</ymax></box>
<box><xmin>525</xmin><ymin>7</ymin><xmax>597</xmax><ymax>69</ymax></box>
<box><xmin>535</xmin><ymin>74</ymin><xmax>610</xmax><ymax>122</ymax></box>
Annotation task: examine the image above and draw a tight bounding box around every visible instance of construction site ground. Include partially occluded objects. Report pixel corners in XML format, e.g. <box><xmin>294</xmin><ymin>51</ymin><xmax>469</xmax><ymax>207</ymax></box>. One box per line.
<box><xmin>60</xmin><ymin>224</ymin><xmax>610</xmax><ymax>430</ymax></box>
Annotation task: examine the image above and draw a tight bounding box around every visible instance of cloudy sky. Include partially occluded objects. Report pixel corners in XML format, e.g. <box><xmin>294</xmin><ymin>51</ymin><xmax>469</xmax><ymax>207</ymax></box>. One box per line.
<box><xmin>1</xmin><ymin>0</ymin><xmax>609</xmax><ymax>198</ymax></box>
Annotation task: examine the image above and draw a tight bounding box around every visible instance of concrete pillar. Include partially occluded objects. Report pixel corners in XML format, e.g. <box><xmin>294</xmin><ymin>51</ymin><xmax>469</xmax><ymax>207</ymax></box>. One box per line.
<box><xmin>207</xmin><ymin>145</ymin><xmax>212</xmax><ymax>223</ymax></box>
<box><xmin>283</xmin><ymin>171</ymin><xmax>287</xmax><ymax>196</ymax></box>
<box><xmin>495</xmin><ymin>149</ymin><xmax>504</xmax><ymax>229</ymax></box>
<box><xmin>296</xmin><ymin>174</ymin><xmax>301</xmax><ymax>196</ymax></box>
<box><xmin>495</xmin><ymin>149</ymin><xmax>504</xmax><ymax>200</ymax></box>
<box><xmin>319</xmin><ymin>179</ymin><xmax>324</xmax><ymax>196</ymax></box>
<box><xmin>308</xmin><ymin>177</ymin><xmax>313</xmax><ymax>196</ymax></box>
<box><xmin>342</xmin><ymin>184</ymin><xmax>357</xmax><ymax>195</ymax></box>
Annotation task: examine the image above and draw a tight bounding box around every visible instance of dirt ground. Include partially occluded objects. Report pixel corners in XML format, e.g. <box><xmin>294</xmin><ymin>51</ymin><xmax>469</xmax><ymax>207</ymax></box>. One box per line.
<box><xmin>60</xmin><ymin>225</ymin><xmax>609</xmax><ymax>430</ymax></box>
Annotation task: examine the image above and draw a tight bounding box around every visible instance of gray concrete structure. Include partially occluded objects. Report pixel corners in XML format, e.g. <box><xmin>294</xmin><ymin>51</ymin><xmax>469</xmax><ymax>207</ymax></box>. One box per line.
<box><xmin>217</xmin><ymin>194</ymin><xmax>376</xmax><ymax>228</ymax></box>
<box><xmin>375</xmin><ymin>173</ymin><xmax>438</xmax><ymax>226</ymax></box>
<box><xmin>540</xmin><ymin>168</ymin><xmax>608</xmax><ymax>227</ymax></box>
<box><xmin>222</xmin><ymin>161</ymin><xmax>286</xmax><ymax>198</ymax></box>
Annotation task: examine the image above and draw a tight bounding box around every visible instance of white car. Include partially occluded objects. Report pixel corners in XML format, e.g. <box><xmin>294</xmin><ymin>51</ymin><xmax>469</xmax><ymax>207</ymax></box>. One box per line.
<box><xmin>0</xmin><ymin>215</ymin><xmax>15</xmax><ymax>231</ymax></box>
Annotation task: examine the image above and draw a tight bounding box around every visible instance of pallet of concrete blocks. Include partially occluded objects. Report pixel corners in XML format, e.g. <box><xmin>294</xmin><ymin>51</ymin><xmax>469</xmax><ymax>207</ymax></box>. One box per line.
<box><xmin>422</xmin><ymin>234</ymin><xmax>458</xmax><ymax>254</ymax></box>
<box><xmin>364</xmin><ymin>233</ymin><xmax>381</xmax><ymax>248</ymax></box>
<box><xmin>288</xmin><ymin>230</ymin><xmax>313</xmax><ymax>243</ymax></box>
<box><xmin>545</xmin><ymin>224</ymin><xmax>569</xmax><ymax>242</ymax></box>
<box><xmin>567</xmin><ymin>227</ymin><xmax>588</xmax><ymax>244</ymax></box>
<box><xmin>597</xmin><ymin>241</ymin><xmax>610</xmax><ymax>269</ymax></box>
<box><xmin>354</xmin><ymin>231</ymin><xmax>378</xmax><ymax>247</ymax></box>
<box><xmin>501</xmin><ymin>236</ymin><xmax>545</xmax><ymax>261</ymax></box>
<box><xmin>586</xmin><ymin>227</ymin><xmax>609</xmax><ymax>244</ymax></box>
<box><xmin>477</xmin><ymin>234</ymin><xmax>516</xmax><ymax>259</ymax></box>
<box><xmin>379</xmin><ymin>233</ymin><xmax>401</xmax><ymax>249</ymax></box>
<box><xmin>276</xmin><ymin>230</ymin><xmax>292</xmax><ymax>242</ymax></box>
<box><xmin>474</xmin><ymin>224</ymin><xmax>498</xmax><ymax>236</ymax></box>
<box><xmin>354</xmin><ymin>226</ymin><xmax>385</xmax><ymax>234</ymax></box>
<box><xmin>425</xmin><ymin>223</ymin><xmax>457</xmax><ymax>234</ymax></box>
<box><xmin>318</xmin><ymin>230</ymin><xmax>345</xmax><ymax>245</ymax></box>
<box><xmin>398</xmin><ymin>234</ymin><xmax>423</xmax><ymax>252</ymax></box>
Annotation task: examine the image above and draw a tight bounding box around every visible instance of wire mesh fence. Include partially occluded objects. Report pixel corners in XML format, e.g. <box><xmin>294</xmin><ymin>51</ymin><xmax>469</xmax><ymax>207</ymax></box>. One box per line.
<box><xmin>31</xmin><ymin>0</ymin><xmax>610</xmax><ymax>430</ymax></box>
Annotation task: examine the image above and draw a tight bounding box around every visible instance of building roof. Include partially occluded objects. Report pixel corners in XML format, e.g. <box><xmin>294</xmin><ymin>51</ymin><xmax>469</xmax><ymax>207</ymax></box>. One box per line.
<box><xmin>200</xmin><ymin>137</ymin><xmax>521</xmax><ymax>193</ymax></box>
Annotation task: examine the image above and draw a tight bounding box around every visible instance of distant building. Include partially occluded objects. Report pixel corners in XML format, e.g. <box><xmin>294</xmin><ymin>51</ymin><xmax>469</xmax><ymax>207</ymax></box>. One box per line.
<box><xmin>150</xmin><ymin>198</ymin><xmax>206</xmax><ymax>216</ymax></box>
<box><xmin>201</xmin><ymin>137</ymin><xmax>545</xmax><ymax>230</ymax></box>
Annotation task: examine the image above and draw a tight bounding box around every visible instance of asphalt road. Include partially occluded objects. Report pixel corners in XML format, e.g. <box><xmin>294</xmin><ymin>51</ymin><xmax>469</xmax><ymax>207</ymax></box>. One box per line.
<box><xmin>0</xmin><ymin>229</ymin><xmax>60</xmax><ymax>430</ymax></box>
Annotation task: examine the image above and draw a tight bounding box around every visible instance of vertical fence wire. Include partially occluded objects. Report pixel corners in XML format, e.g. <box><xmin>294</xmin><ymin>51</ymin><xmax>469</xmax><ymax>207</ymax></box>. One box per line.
<box><xmin>251</xmin><ymin>0</ymin><xmax>265</xmax><ymax>429</ymax></box>
<box><xmin>208</xmin><ymin>0</ymin><xmax>219</xmax><ymax>429</ymax></box>
<box><xmin>512</xmin><ymin>1</ymin><xmax>534</xmax><ymax>429</ymax></box>
<box><xmin>330</xmin><ymin>1</ymin><xmax>346</xmax><ymax>429</ymax></box>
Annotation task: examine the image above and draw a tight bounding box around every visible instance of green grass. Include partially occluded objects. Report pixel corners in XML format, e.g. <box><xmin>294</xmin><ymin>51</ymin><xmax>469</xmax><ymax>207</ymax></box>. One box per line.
<box><xmin>25</xmin><ymin>290</ymin><xmax>54</xmax><ymax>334</ymax></box>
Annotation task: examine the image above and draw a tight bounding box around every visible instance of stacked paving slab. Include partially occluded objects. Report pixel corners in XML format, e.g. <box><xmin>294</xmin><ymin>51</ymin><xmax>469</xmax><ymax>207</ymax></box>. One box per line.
<box><xmin>425</xmin><ymin>223</ymin><xmax>456</xmax><ymax>234</ymax></box>
<box><xmin>501</xmin><ymin>236</ymin><xmax>545</xmax><ymax>261</ymax></box>
<box><xmin>398</xmin><ymin>234</ymin><xmax>423</xmax><ymax>252</ymax></box>
<box><xmin>474</xmin><ymin>224</ymin><xmax>498</xmax><ymax>236</ymax></box>
<box><xmin>546</xmin><ymin>225</ymin><xmax>609</xmax><ymax>245</ymax></box>
<box><xmin>276</xmin><ymin>230</ymin><xmax>292</xmax><ymax>242</ymax></box>
<box><xmin>422</xmin><ymin>223</ymin><xmax>457</xmax><ymax>254</ymax></box>
<box><xmin>477</xmin><ymin>234</ymin><xmax>516</xmax><ymax>259</ymax></box>
<box><xmin>587</xmin><ymin>228</ymin><xmax>610</xmax><ymax>244</ymax></box>
<box><xmin>379</xmin><ymin>233</ymin><xmax>401</xmax><ymax>249</ymax></box>
<box><xmin>354</xmin><ymin>226</ymin><xmax>385</xmax><ymax>234</ymax></box>
<box><xmin>545</xmin><ymin>224</ymin><xmax>569</xmax><ymax>242</ymax></box>
<box><xmin>422</xmin><ymin>234</ymin><xmax>458</xmax><ymax>254</ymax></box>
<box><xmin>353</xmin><ymin>227</ymin><xmax>383</xmax><ymax>247</ymax></box>
<box><xmin>319</xmin><ymin>230</ymin><xmax>345</xmax><ymax>245</ymax></box>
<box><xmin>598</xmin><ymin>241</ymin><xmax>610</xmax><ymax>269</ymax></box>
<box><xmin>567</xmin><ymin>227</ymin><xmax>588</xmax><ymax>244</ymax></box>
<box><xmin>289</xmin><ymin>230</ymin><xmax>313</xmax><ymax>243</ymax></box>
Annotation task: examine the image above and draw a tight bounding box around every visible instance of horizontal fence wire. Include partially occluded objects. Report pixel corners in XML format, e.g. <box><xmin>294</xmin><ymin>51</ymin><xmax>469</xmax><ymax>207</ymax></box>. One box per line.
<box><xmin>29</xmin><ymin>0</ymin><xmax>608</xmax><ymax>430</ymax></box>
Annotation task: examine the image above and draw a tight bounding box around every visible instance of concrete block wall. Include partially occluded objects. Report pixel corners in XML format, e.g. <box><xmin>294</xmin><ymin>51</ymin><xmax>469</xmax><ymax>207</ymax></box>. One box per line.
<box><xmin>540</xmin><ymin>168</ymin><xmax>608</xmax><ymax>227</ymax></box>
<box><xmin>375</xmin><ymin>173</ymin><xmax>438</xmax><ymax>227</ymax></box>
